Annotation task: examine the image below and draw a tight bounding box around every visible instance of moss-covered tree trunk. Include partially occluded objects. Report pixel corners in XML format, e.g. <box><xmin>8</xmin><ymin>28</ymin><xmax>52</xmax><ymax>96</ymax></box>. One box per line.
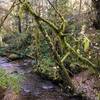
<box><xmin>35</xmin><ymin>18</ymin><xmax>75</xmax><ymax>93</ymax></box>
<box><xmin>18</xmin><ymin>0</ymin><xmax>96</xmax><ymax>93</ymax></box>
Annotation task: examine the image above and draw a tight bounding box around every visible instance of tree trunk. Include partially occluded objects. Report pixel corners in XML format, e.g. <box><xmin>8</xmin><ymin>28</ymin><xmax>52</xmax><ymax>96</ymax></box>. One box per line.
<box><xmin>92</xmin><ymin>0</ymin><xmax>100</xmax><ymax>29</ymax></box>
<box><xmin>35</xmin><ymin>18</ymin><xmax>75</xmax><ymax>93</ymax></box>
<box><xmin>17</xmin><ymin>16</ymin><xmax>22</xmax><ymax>33</ymax></box>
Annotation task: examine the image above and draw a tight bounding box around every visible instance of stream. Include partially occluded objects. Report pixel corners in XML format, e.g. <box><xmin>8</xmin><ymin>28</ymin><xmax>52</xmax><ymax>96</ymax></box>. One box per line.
<box><xmin>0</xmin><ymin>57</ymin><xmax>82</xmax><ymax>100</ymax></box>
<box><xmin>0</xmin><ymin>57</ymin><xmax>99</xmax><ymax>100</ymax></box>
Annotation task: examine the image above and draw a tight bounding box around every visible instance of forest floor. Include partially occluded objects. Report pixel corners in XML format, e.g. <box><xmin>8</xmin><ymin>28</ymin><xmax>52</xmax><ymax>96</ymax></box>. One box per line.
<box><xmin>0</xmin><ymin>56</ymin><xmax>99</xmax><ymax>100</ymax></box>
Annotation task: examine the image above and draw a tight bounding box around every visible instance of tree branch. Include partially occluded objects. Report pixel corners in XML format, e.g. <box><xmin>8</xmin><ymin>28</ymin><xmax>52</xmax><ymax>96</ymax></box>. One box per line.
<box><xmin>0</xmin><ymin>0</ymin><xmax>20</xmax><ymax>29</ymax></box>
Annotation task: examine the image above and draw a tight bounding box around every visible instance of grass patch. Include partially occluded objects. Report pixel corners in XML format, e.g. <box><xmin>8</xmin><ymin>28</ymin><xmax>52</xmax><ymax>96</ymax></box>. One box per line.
<box><xmin>0</xmin><ymin>68</ymin><xmax>22</xmax><ymax>93</ymax></box>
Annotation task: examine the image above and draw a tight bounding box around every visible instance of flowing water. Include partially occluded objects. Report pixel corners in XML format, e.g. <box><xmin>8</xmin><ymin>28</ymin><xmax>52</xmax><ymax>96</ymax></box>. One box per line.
<box><xmin>0</xmin><ymin>57</ymin><xmax>99</xmax><ymax>100</ymax></box>
<box><xmin>0</xmin><ymin>57</ymin><xmax>82</xmax><ymax>100</ymax></box>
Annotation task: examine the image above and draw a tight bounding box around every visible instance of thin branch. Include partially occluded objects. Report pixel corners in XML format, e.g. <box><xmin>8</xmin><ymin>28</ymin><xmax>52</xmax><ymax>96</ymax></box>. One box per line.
<box><xmin>47</xmin><ymin>0</ymin><xmax>66</xmax><ymax>33</ymax></box>
<box><xmin>0</xmin><ymin>0</ymin><xmax>20</xmax><ymax>29</ymax></box>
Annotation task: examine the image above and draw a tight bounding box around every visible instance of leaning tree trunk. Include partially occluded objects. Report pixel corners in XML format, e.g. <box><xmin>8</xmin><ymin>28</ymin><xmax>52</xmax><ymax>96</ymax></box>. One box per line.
<box><xmin>92</xmin><ymin>0</ymin><xmax>100</xmax><ymax>29</ymax></box>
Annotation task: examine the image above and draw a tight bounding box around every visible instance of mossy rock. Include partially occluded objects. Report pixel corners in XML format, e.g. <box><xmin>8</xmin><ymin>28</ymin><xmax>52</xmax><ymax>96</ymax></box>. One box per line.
<box><xmin>8</xmin><ymin>54</ymin><xmax>19</xmax><ymax>60</ymax></box>
<box><xmin>94</xmin><ymin>80</ymin><xmax>100</xmax><ymax>89</ymax></box>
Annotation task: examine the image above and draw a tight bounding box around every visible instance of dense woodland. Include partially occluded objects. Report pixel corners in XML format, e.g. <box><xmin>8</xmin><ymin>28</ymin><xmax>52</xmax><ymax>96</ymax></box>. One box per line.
<box><xmin>0</xmin><ymin>0</ymin><xmax>100</xmax><ymax>100</ymax></box>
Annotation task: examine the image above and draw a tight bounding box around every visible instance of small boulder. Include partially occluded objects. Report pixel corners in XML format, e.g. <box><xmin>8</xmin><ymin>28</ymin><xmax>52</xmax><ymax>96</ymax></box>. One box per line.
<box><xmin>8</xmin><ymin>54</ymin><xmax>19</xmax><ymax>60</ymax></box>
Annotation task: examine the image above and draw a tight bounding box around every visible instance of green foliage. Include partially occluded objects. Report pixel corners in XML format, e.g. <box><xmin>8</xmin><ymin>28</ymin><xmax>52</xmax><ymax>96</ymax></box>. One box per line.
<box><xmin>40</xmin><ymin>40</ymin><xmax>50</xmax><ymax>58</ymax></box>
<box><xmin>0</xmin><ymin>48</ymin><xmax>6</xmax><ymax>56</ymax></box>
<box><xmin>12</xmin><ymin>33</ymin><xmax>32</xmax><ymax>49</ymax></box>
<box><xmin>3</xmin><ymin>32</ymin><xmax>34</xmax><ymax>58</ymax></box>
<box><xmin>35</xmin><ymin>39</ymin><xmax>59</xmax><ymax>80</ymax></box>
<box><xmin>38</xmin><ymin>58</ymin><xmax>59</xmax><ymax>80</ymax></box>
<box><xmin>0</xmin><ymin>68</ymin><xmax>22</xmax><ymax>93</ymax></box>
<box><xmin>39</xmin><ymin>58</ymin><xmax>54</xmax><ymax>72</ymax></box>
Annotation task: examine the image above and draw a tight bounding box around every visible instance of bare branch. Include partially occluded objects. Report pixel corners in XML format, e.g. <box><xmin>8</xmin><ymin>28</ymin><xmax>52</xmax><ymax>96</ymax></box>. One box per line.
<box><xmin>0</xmin><ymin>0</ymin><xmax>20</xmax><ymax>29</ymax></box>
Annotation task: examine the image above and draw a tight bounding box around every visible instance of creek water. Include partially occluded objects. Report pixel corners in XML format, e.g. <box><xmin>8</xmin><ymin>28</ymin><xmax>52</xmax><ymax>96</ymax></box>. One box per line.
<box><xmin>0</xmin><ymin>57</ymin><xmax>82</xmax><ymax>100</ymax></box>
<box><xmin>0</xmin><ymin>57</ymin><xmax>99</xmax><ymax>100</ymax></box>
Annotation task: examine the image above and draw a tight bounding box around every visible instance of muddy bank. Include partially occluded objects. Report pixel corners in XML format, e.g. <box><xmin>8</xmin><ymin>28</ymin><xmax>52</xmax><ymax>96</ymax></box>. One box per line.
<box><xmin>73</xmin><ymin>70</ymin><xmax>100</xmax><ymax>100</ymax></box>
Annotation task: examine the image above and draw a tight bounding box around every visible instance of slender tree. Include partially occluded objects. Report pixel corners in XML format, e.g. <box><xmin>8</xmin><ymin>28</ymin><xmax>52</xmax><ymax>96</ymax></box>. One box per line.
<box><xmin>92</xmin><ymin>0</ymin><xmax>100</xmax><ymax>29</ymax></box>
